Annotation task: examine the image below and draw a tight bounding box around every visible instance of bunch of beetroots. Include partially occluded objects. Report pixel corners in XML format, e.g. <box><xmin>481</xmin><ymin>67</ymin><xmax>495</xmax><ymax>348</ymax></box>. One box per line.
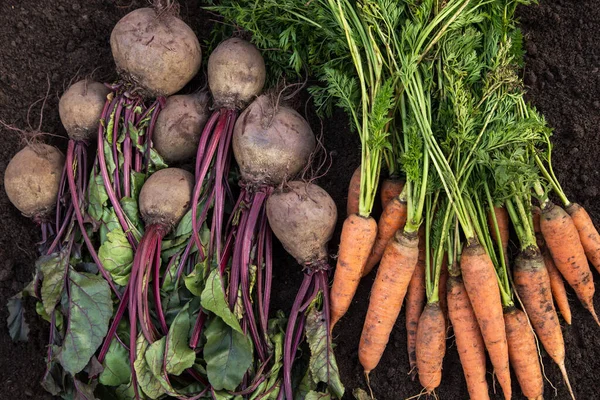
<box><xmin>4</xmin><ymin>2</ymin><xmax>350</xmax><ymax>399</ymax></box>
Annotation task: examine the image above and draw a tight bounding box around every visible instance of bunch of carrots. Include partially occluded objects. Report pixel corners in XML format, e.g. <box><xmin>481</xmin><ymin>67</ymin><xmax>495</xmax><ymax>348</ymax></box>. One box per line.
<box><xmin>212</xmin><ymin>0</ymin><xmax>600</xmax><ymax>398</ymax></box>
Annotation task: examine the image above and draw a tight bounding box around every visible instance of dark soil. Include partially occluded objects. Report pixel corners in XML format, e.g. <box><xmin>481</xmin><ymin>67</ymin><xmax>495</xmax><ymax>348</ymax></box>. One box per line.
<box><xmin>0</xmin><ymin>0</ymin><xmax>599</xmax><ymax>399</ymax></box>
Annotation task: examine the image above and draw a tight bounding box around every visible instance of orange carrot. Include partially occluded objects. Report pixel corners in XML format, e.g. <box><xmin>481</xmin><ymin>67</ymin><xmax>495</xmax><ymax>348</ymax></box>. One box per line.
<box><xmin>359</xmin><ymin>231</ymin><xmax>419</xmax><ymax>375</ymax></box>
<box><xmin>513</xmin><ymin>250</ymin><xmax>573</xmax><ymax>397</ymax></box>
<box><xmin>362</xmin><ymin>195</ymin><xmax>408</xmax><ymax>277</ymax></box>
<box><xmin>330</xmin><ymin>214</ymin><xmax>377</xmax><ymax>331</ymax></box>
<box><xmin>447</xmin><ymin>276</ymin><xmax>489</xmax><ymax>400</ymax></box>
<box><xmin>461</xmin><ymin>243</ymin><xmax>511</xmax><ymax>400</ymax></box>
<box><xmin>533</xmin><ymin>206</ymin><xmax>572</xmax><ymax>324</ymax></box>
<box><xmin>541</xmin><ymin>202</ymin><xmax>600</xmax><ymax>325</ymax></box>
<box><xmin>346</xmin><ymin>167</ymin><xmax>361</xmax><ymax>216</ymax></box>
<box><xmin>567</xmin><ymin>202</ymin><xmax>600</xmax><ymax>274</ymax></box>
<box><xmin>380</xmin><ymin>178</ymin><xmax>404</xmax><ymax>209</ymax></box>
<box><xmin>415</xmin><ymin>302</ymin><xmax>446</xmax><ymax>394</ymax></box>
<box><xmin>504</xmin><ymin>307</ymin><xmax>544</xmax><ymax>400</ymax></box>
<box><xmin>406</xmin><ymin>232</ymin><xmax>426</xmax><ymax>379</ymax></box>
<box><xmin>542</xmin><ymin>247</ymin><xmax>572</xmax><ymax>325</ymax></box>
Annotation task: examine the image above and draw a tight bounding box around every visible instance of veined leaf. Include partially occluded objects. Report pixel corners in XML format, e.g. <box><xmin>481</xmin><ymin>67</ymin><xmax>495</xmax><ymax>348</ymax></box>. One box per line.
<box><xmin>201</xmin><ymin>269</ymin><xmax>242</xmax><ymax>334</ymax></box>
<box><xmin>145</xmin><ymin>337</ymin><xmax>178</xmax><ymax>396</ymax></box>
<box><xmin>100</xmin><ymin>338</ymin><xmax>131</xmax><ymax>387</ymax></box>
<box><xmin>98</xmin><ymin>230</ymin><xmax>133</xmax><ymax>286</ymax></box>
<box><xmin>39</xmin><ymin>250</ymin><xmax>69</xmax><ymax>315</ymax></box>
<box><xmin>134</xmin><ymin>335</ymin><xmax>166</xmax><ymax>399</ymax></box>
<box><xmin>88</xmin><ymin>173</ymin><xmax>108</xmax><ymax>222</ymax></box>
<box><xmin>120</xmin><ymin>197</ymin><xmax>143</xmax><ymax>234</ymax></box>
<box><xmin>165</xmin><ymin>302</ymin><xmax>196</xmax><ymax>375</ymax></box>
<box><xmin>204</xmin><ymin>317</ymin><xmax>253</xmax><ymax>391</ymax></box>
<box><xmin>305</xmin><ymin>299</ymin><xmax>344</xmax><ymax>398</ymax></box>
<box><xmin>60</xmin><ymin>268</ymin><xmax>113</xmax><ymax>374</ymax></box>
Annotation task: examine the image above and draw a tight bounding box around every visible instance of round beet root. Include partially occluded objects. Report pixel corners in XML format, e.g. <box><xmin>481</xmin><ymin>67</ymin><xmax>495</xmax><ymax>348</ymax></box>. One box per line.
<box><xmin>267</xmin><ymin>181</ymin><xmax>337</xmax><ymax>264</ymax></box>
<box><xmin>110</xmin><ymin>7</ymin><xmax>201</xmax><ymax>97</ymax></box>
<box><xmin>139</xmin><ymin>167</ymin><xmax>194</xmax><ymax>228</ymax></box>
<box><xmin>4</xmin><ymin>144</ymin><xmax>65</xmax><ymax>218</ymax></box>
<box><xmin>59</xmin><ymin>80</ymin><xmax>111</xmax><ymax>141</ymax></box>
<box><xmin>233</xmin><ymin>95</ymin><xmax>315</xmax><ymax>185</ymax></box>
<box><xmin>153</xmin><ymin>92</ymin><xmax>210</xmax><ymax>163</ymax></box>
<box><xmin>208</xmin><ymin>38</ymin><xmax>266</xmax><ymax>109</ymax></box>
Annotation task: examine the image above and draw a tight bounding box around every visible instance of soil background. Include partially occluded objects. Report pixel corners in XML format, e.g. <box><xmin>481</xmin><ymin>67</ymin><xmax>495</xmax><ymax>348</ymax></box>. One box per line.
<box><xmin>0</xmin><ymin>0</ymin><xmax>599</xmax><ymax>399</ymax></box>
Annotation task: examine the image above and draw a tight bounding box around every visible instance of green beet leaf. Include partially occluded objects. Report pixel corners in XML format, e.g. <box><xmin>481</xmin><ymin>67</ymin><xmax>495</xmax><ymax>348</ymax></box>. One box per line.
<box><xmin>306</xmin><ymin>391</ymin><xmax>332</xmax><ymax>400</ymax></box>
<box><xmin>98</xmin><ymin>230</ymin><xmax>133</xmax><ymax>286</ymax></box>
<box><xmin>88</xmin><ymin>173</ymin><xmax>108</xmax><ymax>222</ymax></box>
<box><xmin>145</xmin><ymin>337</ymin><xmax>178</xmax><ymax>396</ymax></box>
<box><xmin>165</xmin><ymin>302</ymin><xmax>196</xmax><ymax>375</ymax></box>
<box><xmin>7</xmin><ymin>294</ymin><xmax>29</xmax><ymax>342</ymax></box>
<box><xmin>73</xmin><ymin>378</ymin><xmax>99</xmax><ymax>400</ymax></box>
<box><xmin>204</xmin><ymin>317</ymin><xmax>253</xmax><ymax>391</ymax></box>
<box><xmin>134</xmin><ymin>335</ymin><xmax>166</xmax><ymax>399</ymax></box>
<box><xmin>120</xmin><ymin>196</ymin><xmax>143</xmax><ymax>234</ymax></box>
<box><xmin>305</xmin><ymin>300</ymin><xmax>344</xmax><ymax>399</ymax></box>
<box><xmin>39</xmin><ymin>250</ymin><xmax>69</xmax><ymax>315</ymax></box>
<box><xmin>100</xmin><ymin>338</ymin><xmax>131</xmax><ymax>387</ymax></box>
<box><xmin>201</xmin><ymin>269</ymin><xmax>242</xmax><ymax>334</ymax></box>
<box><xmin>59</xmin><ymin>268</ymin><xmax>113</xmax><ymax>374</ymax></box>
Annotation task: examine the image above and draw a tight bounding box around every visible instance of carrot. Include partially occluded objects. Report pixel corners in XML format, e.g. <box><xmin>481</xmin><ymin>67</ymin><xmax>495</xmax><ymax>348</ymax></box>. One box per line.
<box><xmin>533</xmin><ymin>206</ymin><xmax>572</xmax><ymax>324</ymax></box>
<box><xmin>504</xmin><ymin>307</ymin><xmax>544</xmax><ymax>400</ymax></box>
<box><xmin>513</xmin><ymin>250</ymin><xmax>573</xmax><ymax>397</ymax></box>
<box><xmin>362</xmin><ymin>193</ymin><xmax>408</xmax><ymax>277</ymax></box>
<box><xmin>541</xmin><ymin>202</ymin><xmax>600</xmax><ymax>325</ymax></box>
<box><xmin>447</xmin><ymin>276</ymin><xmax>489</xmax><ymax>400</ymax></box>
<box><xmin>346</xmin><ymin>166</ymin><xmax>361</xmax><ymax>216</ymax></box>
<box><xmin>380</xmin><ymin>177</ymin><xmax>404</xmax><ymax>209</ymax></box>
<box><xmin>358</xmin><ymin>231</ymin><xmax>419</xmax><ymax>375</ymax></box>
<box><xmin>567</xmin><ymin>202</ymin><xmax>600</xmax><ymax>274</ymax></box>
<box><xmin>330</xmin><ymin>214</ymin><xmax>377</xmax><ymax>331</ymax></box>
<box><xmin>543</xmin><ymin>247</ymin><xmax>572</xmax><ymax>325</ymax></box>
<box><xmin>415</xmin><ymin>302</ymin><xmax>446</xmax><ymax>394</ymax></box>
<box><xmin>460</xmin><ymin>242</ymin><xmax>511</xmax><ymax>400</ymax></box>
<box><xmin>406</xmin><ymin>232</ymin><xmax>426</xmax><ymax>379</ymax></box>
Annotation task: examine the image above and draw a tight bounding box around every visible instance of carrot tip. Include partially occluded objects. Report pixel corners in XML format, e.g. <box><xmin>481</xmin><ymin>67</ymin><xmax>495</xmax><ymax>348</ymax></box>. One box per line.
<box><xmin>558</xmin><ymin>362</ymin><xmax>576</xmax><ymax>400</ymax></box>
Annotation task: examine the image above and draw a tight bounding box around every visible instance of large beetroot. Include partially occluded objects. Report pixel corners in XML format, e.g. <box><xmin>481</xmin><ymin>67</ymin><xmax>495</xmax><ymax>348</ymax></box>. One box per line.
<box><xmin>266</xmin><ymin>181</ymin><xmax>344</xmax><ymax>398</ymax></box>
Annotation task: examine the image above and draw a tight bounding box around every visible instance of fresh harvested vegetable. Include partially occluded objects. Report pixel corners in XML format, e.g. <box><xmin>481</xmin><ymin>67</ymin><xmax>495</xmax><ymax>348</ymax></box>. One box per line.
<box><xmin>504</xmin><ymin>307</ymin><xmax>544</xmax><ymax>400</ymax></box>
<box><xmin>460</xmin><ymin>243</ymin><xmax>511</xmax><ymax>400</ymax></box>
<box><xmin>330</xmin><ymin>214</ymin><xmax>377</xmax><ymax>331</ymax></box>
<box><xmin>4</xmin><ymin>144</ymin><xmax>64</xmax><ymax>219</ymax></box>
<box><xmin>380</xmin><ymin>178</ymin><xmax>404</xmax><ymax>210</ymax></box>
<box><xmin>59</xmin><ymin>79</ymin><xmax>111</xmax><ymax>140</ymax></box>
<box><xmin>567</xmin><ymin>202</ymin><xmax>600</xmax><ymax>274</ymax></box>
<box><xmin>126</xmin><ymin>168</ymin><xmax>194</xmax><ymax>396</ymax></box>
<box><xmin>110</xmin><ymin>6</ymin><xmax>201</xmax><ymax>98</ymax></box>
<box><xmin>153</xmin><ymin>92</ymin><xmax>210</xmax><ymax>163</ymax></box>
<box><xmin>447</xmin><ymin>275</ymin><xmax>489</xmax><ymax>400</ymax></box>
<box><xmin>190</xmin><ymin>37</ymin><xmax>265</xmax><ymax>269</ymax></box>
<box><xmin>346</xmin><ymin>167</ymin><xmax>361</xmax><ymax>216</ymax></box>
<box><xmin>513</xmin><ymin>249</ymin><xmax>572</xmax><ymax>397</ymax></box>
<box><xmin>358</xmin><ymin>230</ymin><xmax>418</xmax><ymax>376</ymax></box>
<box><xmin>207</xmin><ymin>38</ymin><xmax>266</xmax><ymax>109</ymax></box>
<box><xmin>541</xmin><ymin>202</ymin><xmax>599</xmax><ymax>325</ymax></box>
<box><xmin>362</xmin><ymin>189</ymin><xmax>408</xmax><ymax>277</ymax></box>
<box><xmin>266</xmin><ymin>181</ymin><xmax>343</xmax><ymax>399</ymax></box>
<box><xmin>415</xmin><ymin>302</ymin><xmax>446</xmax><ymax>394</ymax></box>
<box><xmin>543</xmin><ymin>248</ymin><xmax>572</xmax><ymax>324</ymax></box>
<box><xmin>406</xmin><ymin>230</ymin><xmax>426</xmax><ymax>379</ymax></box>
